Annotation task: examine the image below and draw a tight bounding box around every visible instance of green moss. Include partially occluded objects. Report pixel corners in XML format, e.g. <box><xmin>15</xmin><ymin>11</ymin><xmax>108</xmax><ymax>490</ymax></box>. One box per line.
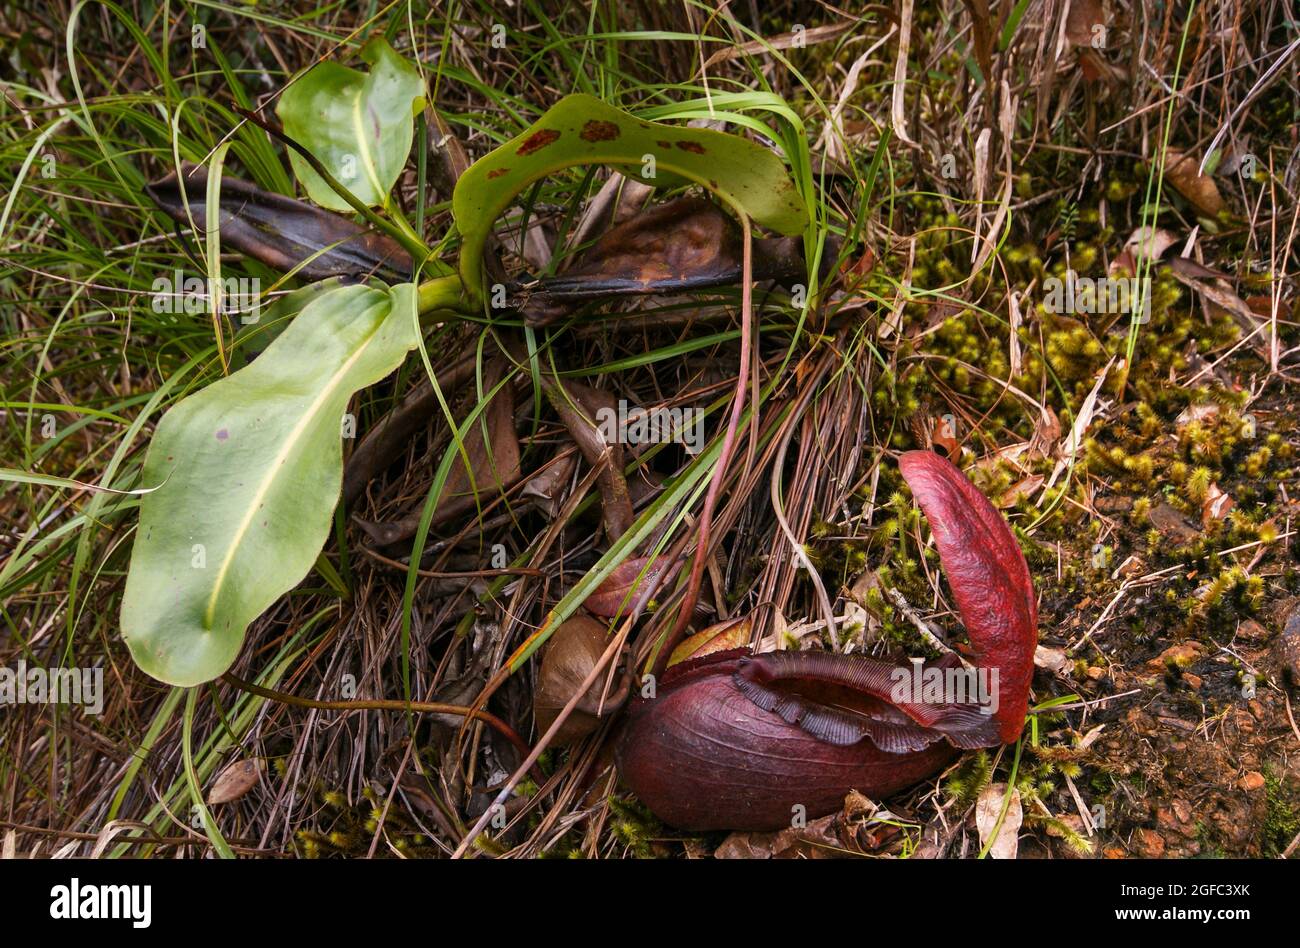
<box><xmin>1261</xmin><ymin>769</ymin><xmax>1300</xmax><ymax>857</ymax></box>
<box><xmin>943</xmin><ymin>750</ymin><xmax>992</xmax><ymax>810</ymax></box>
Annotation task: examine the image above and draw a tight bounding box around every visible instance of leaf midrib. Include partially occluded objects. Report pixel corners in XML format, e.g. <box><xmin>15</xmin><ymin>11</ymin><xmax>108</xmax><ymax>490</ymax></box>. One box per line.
<box><xmin>350</xmin><ymin>83</ymin><xmax>385</xmax><ymax>202</ymax></box>
<box><xmin>201</xmin><ymin>300</ymin><xmax>386</xmax><ymax>628</ymax></box>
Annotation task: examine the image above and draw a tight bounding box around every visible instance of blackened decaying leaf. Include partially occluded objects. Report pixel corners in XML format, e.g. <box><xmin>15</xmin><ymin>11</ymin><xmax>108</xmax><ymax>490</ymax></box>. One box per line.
<box><xmin>516</xmin><ymin>196</ymin><xmax>836</xmax><ymax>325</ymax></box>
<box><xmin>146</xmin><ymin>163</ymin><xmax>412</xmax><ymax>283</ymax></box>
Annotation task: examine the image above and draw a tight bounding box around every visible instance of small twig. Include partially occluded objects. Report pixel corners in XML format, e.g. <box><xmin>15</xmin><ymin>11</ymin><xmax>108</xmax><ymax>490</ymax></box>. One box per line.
<box><xmin>1038</xmin><ymin>689</ymin><xmax>1142</xmax><ymax>714</ymax></box>
<box><xmin>220</xmin><ymin>672</ymin><xmax>541</xmax><ymax>782</ymax></box>
<box><xmin>358</xmin><ymin>544</ymin><xmax>542</xmax><ymax>580</ymax></box>
<box><xmin>1286</xmin><ymin>691</ymin><xmax>1300</xmax><ymax>746</ymax></box>
<box><xmin>451</xmin><ymin>618</ymin><xmax>631</xmax><ymax>858</ymax></box>
<box><xmin>886</xmin><ymin>588</ymin><xmax>973</xmax><ymax>669</ymax></box>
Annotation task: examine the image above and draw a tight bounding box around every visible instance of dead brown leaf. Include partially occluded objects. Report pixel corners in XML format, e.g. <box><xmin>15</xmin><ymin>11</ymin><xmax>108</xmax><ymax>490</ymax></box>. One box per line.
<box><xmin>1035</xmin><ymin>644</ymin><xmax>1072</xmax><ymax>677</ymax></box>
<box><xmin>1148</xmin><ymin>500</ymin><xmax>1202</xmax><ymax>546</ymax></box>
<box><xmin>701</xmin><ymin>21</ymin><xmax>855</xmax><ymax>69</ymax></box>
<box><xmin>520</xmin><ymin>454</ymin><xmax>577</xmax><ymax>518</ymax></box>
<box><xmin>1066</xmin><ymin>0</ymin><xmax>1106</xmax><ymax>47</ymax></box>
<box><xmin>208</xmin><ymin>758</ymin><xmax>262</xmax><ymax>805</ymax></box>
<box><xmin>1164</xmin><ymin>148</ymin><xmax>1227</xmax><ymax>218</ymax></box>
<box><xmin>585</xmin><ymin>555</ymin><xmax>677</xmax><ymax>618</ymax></box>
<box><xmin>1175</xmin><ymin>402</ymin><xmax>1220</xmax><ymax>429</ymax></box>
<box><xmin>667</xmin><ymin>615</ymin><xmax>752</xmax><ymax>667</ymax></box>
<box><xmin>998</xmin><ymin>474</ymin><xmax>1044</xmax><ymax>508</ymax></box>
<box><xmin>975</xmin><ymin>783</ymin><xmax>1022</xmax><ymax>859</ymax></box>
<box><xmin>1201</xmin><ymin>482</ymin><xmax>1235</xmax><ymax>527</ymax></box>
<box><xmin>930</xmin><ymin>413</ymin><xmax>961</xmax><ymax>458</ymax></box>
<box><xmin>147</xmin><ymin>163</ymin><xmax>411</xmax><ymax>284</ymax></box>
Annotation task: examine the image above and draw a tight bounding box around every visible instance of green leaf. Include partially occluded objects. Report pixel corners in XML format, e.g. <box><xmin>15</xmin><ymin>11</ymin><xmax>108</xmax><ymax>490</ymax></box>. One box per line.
<box><xmin>453</xmin><ymin>93</ymin><xmax>808</xmax><ymax>301</ymax></box>
<box><xmin>121</xmin><ymin>283</ymin><xmax>420</xmax><ymax>686</ymax></box>
<box><xmin>277</xmin><ymin>38</ymin><xmax>425</xmax><ymax>212</ymax></box>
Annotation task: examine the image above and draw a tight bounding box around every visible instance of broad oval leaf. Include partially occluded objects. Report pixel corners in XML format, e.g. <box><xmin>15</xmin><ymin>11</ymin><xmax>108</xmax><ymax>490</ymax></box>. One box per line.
<box><xmin>121</xmin><ymin>283</ymin><xmax>420</xmax><ymax>685</ymax></box>
<box><xmin>277</xmin><ymin>38</ymin><xmax>425</xmax><ymax>212</ymax></box>
<box><xmin>453</xmin><ymin>93</ymin><xmax>808</xmax><ymax>300</ymax></box>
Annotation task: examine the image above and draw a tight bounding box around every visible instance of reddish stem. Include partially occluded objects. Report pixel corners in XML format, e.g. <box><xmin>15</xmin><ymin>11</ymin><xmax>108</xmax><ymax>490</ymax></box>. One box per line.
<box><xmin>653</xmin><ymin>213</ymin><xmax>754</xmax><ymax>679</ymax></box>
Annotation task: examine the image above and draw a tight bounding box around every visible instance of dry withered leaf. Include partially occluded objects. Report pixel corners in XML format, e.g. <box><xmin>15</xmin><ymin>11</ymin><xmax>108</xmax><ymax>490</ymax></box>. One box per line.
<box><xmin>975</xmin><ymin>782</ymin><xmax>1022</xmax><ymax>859</ymax></box>
<box><xmin>440</xmin><ymin>358</ymin><xmax>521</xmax><ymax>509</ymax></box>
<box><xmin>1034</xmin><ymin>644</ymin><xmax>1072</xmax><ymax>677</ymax></box>
<box><xmin>1246</xmin><ymin>294</ymin><xmax>1281</xmax><ymax>319</ymax></box>
<box><xmin>354</xmin><ymin>357</ymin><xmax>521</xmax><ymax>545</ymax></box>
<box><xmin>998</xmin><ymin>474</ymin><xmax>1043</xmax><ymax>509</ymax></box>
<box><xmin>1065</xmin><ymin>0</ymin><xmax>1106</xmax><ymax>47</ymax></box>
<box><xmin>713</xmin><ymin>831</ymin><xmax>778</xmax><ymax>859</ymax></box>
<box><xmin>520</xmin><ymin>453</ymin><xmax>578</xmax><ymax>518</ymax></box>
<box><xmin>208</xmin><ymin>758</ymin><xmax>262</xmax><ymax>805</ymax></box>
<box><xmin>1078</xmin><ymin>48</ymin><xmax>1128</xmax><ymax>84</ymax></box>
<box><xmin>427</xmin><ymin>111</ymin><xmax>472</xmax><ymax>199</ymax></box>
<box><xmin>533</xmin><ymin>615</ymin><xmax>629</xmax><ymax>744</ymax></box>
<box><xmin>147</xmin><ymin>163</ymin><xmax>411</xmax><ymax>284</ymax></box>
<box><xmin>1172</xmin><ymin>266</ymin><xmax>1258</xmax><ymax>323</ymax></box>
<box><xmin>1030</xmin><ymin>405</ymin><xmax>1062</xmax><ymax>457</ymax></box>
<box><xmin>1164</xmin><ymin>148</ymin><xmax>1227</xmax><ymax>218</ymax></box>
<box><xmin>569</xmin><ymin>173</ymin><xmax>653</xmax><ymax>250</ymax></box>
<box><xmin>343</xmin><ymin>354</ymin><xmax>478</xmax><ymax>504</ymax></box>
<box><xmin>702</xmin><ymin>20</ymin><xmax>855</xmax><ymax>68</ymax></box>
<box><xmin>585</xmin><ymin>555</ymin><xmax>676</xmax><ymax>618</ymax></box>
<box><xmin>519</xmin><ymin>196</ymin><xmax>831</xmax><ymax>325</ymax></box>
<box><xmin>542</xmin><ymin>376</ymin><xmax>633</xmax><ymax>542</ymax></box>
<box><xmin>1120</xmin><ymin>225</ymin><xmax>1179</xmax><ymax>270</ymax></box>
<box><xmin>1167</xmin><ymin>259</ymin><xmax>1269</xmax><ymax>356</ymax></box>
<box><xmin>713</xmin><ymin>791</ymin><xmax>895</xmax><ymax>859</ymax></box>
<box><xmin>667</xmin><ymin>615</ymin><xmax>752</xmax><ymax>667</ymax></box>
<box><xmin>1174</xmin><ymin>401</ymin><xmax>1220</xmax><ymax>430</ymax></box>
<box><xmin>930</xmin><ymin>413</ymin><xmax>960</xmax><ymax>459</ymax></box>
<box><xmin>1048</xmin><ymin>358</ymin><xmax>1113</xmax><ymax>488</ymax></box>
<box><xmin>1201</xmin><ymin>482</ymin><xmax>1235</xmax><ymax>527</ymax></box>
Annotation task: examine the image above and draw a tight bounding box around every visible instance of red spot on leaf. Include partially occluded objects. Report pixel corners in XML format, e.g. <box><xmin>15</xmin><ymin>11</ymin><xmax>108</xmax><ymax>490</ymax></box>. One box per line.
<box><xmin>516</xmin><ymin>129</ymin><xmax>560</xmax><ymax>156</ymax></box>
<box><xmin>580</xmin><ymin>120</ymin><xmax>620</xmax><ymax>142</ymax></box>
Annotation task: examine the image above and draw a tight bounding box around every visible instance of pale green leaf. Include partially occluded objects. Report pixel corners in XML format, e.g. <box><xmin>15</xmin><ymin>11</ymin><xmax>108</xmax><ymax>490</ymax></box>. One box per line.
<box><xmin>121</xmin><ymin>283</ymin><xmax>420</xmax><ymax>685</ymax></box>
<box><xmin>277</xmin><ymin>38</ymin><xmax>425</xmax><ymax>211</ymax></box>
